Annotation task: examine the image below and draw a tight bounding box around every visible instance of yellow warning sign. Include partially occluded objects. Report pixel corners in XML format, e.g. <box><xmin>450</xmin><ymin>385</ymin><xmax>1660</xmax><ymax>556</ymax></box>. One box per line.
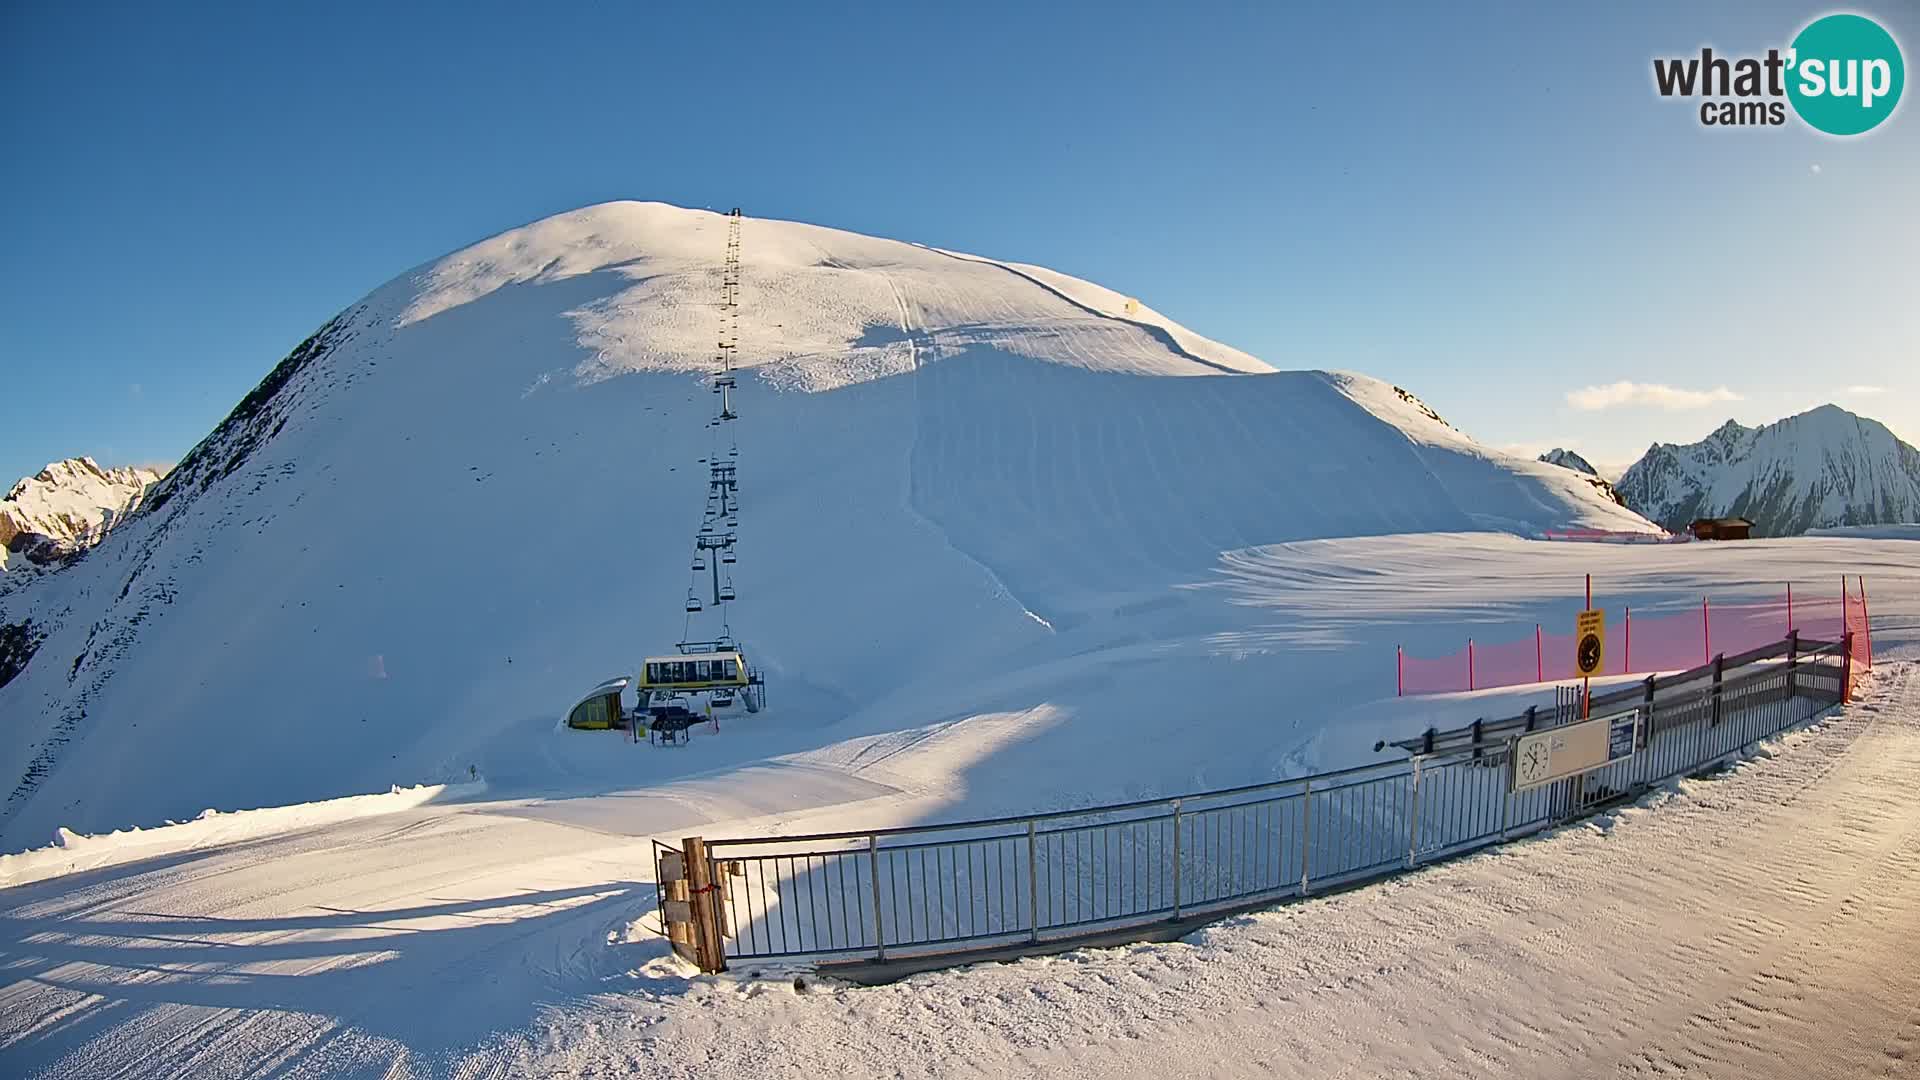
<box><xmin>1575</xmin><ymin>608</ymin><xmax>1606</xmax><ymax>676</ymax></box>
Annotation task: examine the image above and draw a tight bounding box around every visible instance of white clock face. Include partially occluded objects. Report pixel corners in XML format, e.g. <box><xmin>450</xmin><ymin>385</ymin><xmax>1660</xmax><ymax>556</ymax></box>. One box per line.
<box><xmin>1518</xmin><ymin>742</ymin><xmax>1551</xmax><ymax>783</ymax></box>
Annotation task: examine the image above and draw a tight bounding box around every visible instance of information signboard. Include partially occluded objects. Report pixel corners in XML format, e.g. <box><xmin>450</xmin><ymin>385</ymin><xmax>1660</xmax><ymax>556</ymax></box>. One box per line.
<box><xmin>1511</xmin><ymin>709</ymin><xmax>1640</xmax><ymax>792</ymax></box>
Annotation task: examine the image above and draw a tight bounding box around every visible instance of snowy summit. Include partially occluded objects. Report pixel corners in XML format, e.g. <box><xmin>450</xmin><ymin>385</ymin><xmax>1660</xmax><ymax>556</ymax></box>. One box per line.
<box><xmin>0</xmin><ymin>457</ymin><xmax>165</xmax><ymax>573</ymax></box>
<box><xmin>1538</xmin><ymin>447</ymin><xmax>1599</xmax><ymax>475</ymax></box>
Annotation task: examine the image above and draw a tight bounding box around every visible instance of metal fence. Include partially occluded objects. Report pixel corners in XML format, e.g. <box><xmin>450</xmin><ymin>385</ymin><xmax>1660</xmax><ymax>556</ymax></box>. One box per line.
<box><xmin>678</xmin><ymin>635</ymin><xmax>1852</xmax><ymax>972</ymax></box>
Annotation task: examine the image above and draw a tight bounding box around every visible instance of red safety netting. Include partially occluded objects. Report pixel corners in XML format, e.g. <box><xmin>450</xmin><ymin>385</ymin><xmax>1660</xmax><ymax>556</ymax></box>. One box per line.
<box><xmin>1472</xmin><ymin>634</ymin><xmax>1545</xmax><ymax>689</ymax></box>
<box><xmin>1845</xmin><ymin>579</ymin><xmax>1872</xmax><ymax>672</ymax></box>
<box><xmin>1708</xmin><ymin>600</ymin><xmax>1792</xmax><ymax>658</ymax></box>
<box><xmin>1398</xmin><ymin>650</ymin><xmax>1469</xmax><ymax>695</ymax></box>
<box><xmin>1398</xmin><ymin>578</ymin><xmax>1873</xmax><ymax>696</ymax></box>
<box><xmin>1793</xmin><ymin>594</ymin><xmax>1847</xmax><ymax>643</ymax></box>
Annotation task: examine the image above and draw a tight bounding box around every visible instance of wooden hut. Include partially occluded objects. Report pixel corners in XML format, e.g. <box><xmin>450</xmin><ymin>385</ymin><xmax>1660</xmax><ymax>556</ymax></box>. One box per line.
<box><xmin>1689</xmin><ymin>517</ymin><xmax>1753</xmax><ymax>541</ymax></box>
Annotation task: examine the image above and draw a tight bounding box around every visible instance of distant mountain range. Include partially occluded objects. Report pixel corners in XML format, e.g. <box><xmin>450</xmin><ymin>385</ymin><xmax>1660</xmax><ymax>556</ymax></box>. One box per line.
<box><xmin>1614</xmin><ymin>405</ymin><xmax>1920</xmax><ymax>536</ymax></box>
<box><xmin>1</xmin><ymin>458</ymin><xmax>165</xmax><ymax>573</ymax></box>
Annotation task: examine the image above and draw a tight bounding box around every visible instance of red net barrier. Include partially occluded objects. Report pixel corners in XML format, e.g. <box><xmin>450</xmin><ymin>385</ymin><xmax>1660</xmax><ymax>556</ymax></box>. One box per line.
<box><xmin>1845</xmin><ymin>579</ymin><xmax>1872</xmax><ymax>672</ymax></box>
<box><xmin>1399</xmin><ymin>649</ymin><xmax>1470</xmax><ymax>694</ymax></box>
<box><xmin>1709</xmin><ymin>600</ymin><xmax>1791</xmax><ymax>658</ymax></box>
<box><xmin>1398</xmin><ymin>578</ymin><xmax>1871</xmax><ymax>696</ymax></box>
<box><xmin>1473</xmin><ymin>634</ymin><xmax>1544</xmax><ymax>689</ymax></box>
<box><xmin>1793</xmin><ymin>595</ymin><xmax>1846</xmax><ymax>643</ymax></box>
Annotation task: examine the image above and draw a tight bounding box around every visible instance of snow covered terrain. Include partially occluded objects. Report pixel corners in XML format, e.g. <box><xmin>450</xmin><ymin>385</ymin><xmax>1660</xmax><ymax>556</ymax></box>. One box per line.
<box><xmin>1617</xmin><ymin>405</ymin><xmax>1920</xmax><ymax>536</ymax></box>
<box><xmin>0</xmin><ymin>201</ymin><xmax>1655</xmax><ymax>849</ymax></box>
<box><xmin>0</xmin><ymin>459</ymin><xmax>164</xmax><ymax>573</ymax></box>
<box><xmin>0</xmin><ymin>535</ymin><xmax>1911</xmax><ymax>1079</ymax></box>
<box><xmin>5</xmin><ymin>201</ymin><xmax>1913</xmax><ymax>1077</ymax></box>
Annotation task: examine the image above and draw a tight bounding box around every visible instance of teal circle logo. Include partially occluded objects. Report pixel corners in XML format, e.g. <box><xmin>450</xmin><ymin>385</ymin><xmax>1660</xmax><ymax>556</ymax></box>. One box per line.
<box><xmin>1787</xmin><ymin>13</ymin><xmax>1904</xmax><ymax>135</ymax></box>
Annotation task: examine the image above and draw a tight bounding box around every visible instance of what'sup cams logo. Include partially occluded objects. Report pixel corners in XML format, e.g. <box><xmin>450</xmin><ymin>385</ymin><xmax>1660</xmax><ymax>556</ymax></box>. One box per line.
<box><xmin>1654</xmin><ymin>12</ymin><xmax>1904</xmax><ymax>134</ymax></box>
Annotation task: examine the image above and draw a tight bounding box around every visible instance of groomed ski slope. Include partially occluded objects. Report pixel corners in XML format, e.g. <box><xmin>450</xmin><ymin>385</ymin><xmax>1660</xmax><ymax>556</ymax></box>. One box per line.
<box><xmin>0</xmin><ymin>202</ymin><xmax>1651</xmax><ymax>848</ymax></box>
<box><xmin>0</xmin><ymin>535</ymin><xmax>1913</xmax><ymax>1078</ymax></box>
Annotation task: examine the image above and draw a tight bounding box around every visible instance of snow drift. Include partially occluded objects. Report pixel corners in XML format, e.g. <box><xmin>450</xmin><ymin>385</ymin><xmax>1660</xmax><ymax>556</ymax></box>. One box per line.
<box><xmin>0</xmin><ymin>201</ymin><xmax>1654</xmax><ymax>848</ymax></box>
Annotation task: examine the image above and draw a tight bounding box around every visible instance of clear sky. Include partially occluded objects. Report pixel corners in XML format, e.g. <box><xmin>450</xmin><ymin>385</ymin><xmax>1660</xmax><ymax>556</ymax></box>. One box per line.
<box><xmin>2</xmin><ymin>1</ymin><xmax>1914</xmax><ymax>484</ymax></box>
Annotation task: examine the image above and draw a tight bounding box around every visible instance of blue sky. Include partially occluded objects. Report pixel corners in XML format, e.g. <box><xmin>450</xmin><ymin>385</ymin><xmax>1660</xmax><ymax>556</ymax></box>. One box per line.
<box><xmin>2</xmin><ymin>1</ymin><xmax>1914</xmax><ymax>484</ymax></box>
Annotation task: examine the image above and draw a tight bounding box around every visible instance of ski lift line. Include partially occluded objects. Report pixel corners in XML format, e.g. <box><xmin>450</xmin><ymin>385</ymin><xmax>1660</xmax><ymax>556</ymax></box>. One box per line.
<box><xmin>674</xmin><ymin>206</ymin><xmax>749</xmax><ymax>641</ymax></box>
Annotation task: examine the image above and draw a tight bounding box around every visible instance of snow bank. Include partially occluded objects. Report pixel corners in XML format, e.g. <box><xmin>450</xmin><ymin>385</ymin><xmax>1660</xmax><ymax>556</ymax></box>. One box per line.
<box><xmin>0</xmin><ymin>780</ymin><xmax>483</xmax><ymax>888</ymax></box>
<box><xmin>1805</xmin><ymin>523</ymin><xmax>1920</xmax><ymax>540</ymax></box>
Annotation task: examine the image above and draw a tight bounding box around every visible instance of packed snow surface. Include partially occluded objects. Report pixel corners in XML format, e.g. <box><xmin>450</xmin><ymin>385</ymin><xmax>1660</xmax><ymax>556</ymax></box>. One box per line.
<box><xmin>0</xmin><ymin>534</ymin><xmax>1914</xmax><ymax>1078</ymax></box>
<box><xmin>0</xmin><ymin>202</ymin><xmax>1656</xmax><ymax>847</ymax></box>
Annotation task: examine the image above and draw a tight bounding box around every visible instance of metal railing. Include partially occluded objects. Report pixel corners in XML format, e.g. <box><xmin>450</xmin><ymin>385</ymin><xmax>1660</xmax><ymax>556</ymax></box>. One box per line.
<box><xmin>685</xmin><ymin>636</ymin><xmax>1852</xmax><ymax>971</ymax></box>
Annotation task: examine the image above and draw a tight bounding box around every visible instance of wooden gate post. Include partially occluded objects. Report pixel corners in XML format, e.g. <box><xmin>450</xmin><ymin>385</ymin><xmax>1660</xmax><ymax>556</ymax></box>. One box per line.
<box><xmin>683</xmin><ymin>836</ymin><xmax>728</xmax><ymax>973</ymax></box>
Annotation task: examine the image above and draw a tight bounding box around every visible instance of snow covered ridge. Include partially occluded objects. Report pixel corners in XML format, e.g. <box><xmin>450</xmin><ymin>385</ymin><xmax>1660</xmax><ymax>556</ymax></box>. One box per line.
<box><xmin>0</xmin><ymin>457</ymin><xmax>166</xmax><ymax>572</ymax></box>
<box><xmin>1538</xmin><ymin>447</ymin><xmax>1627</xmax><ymax>508</ymax></box>
<box><xmin>0</xmin><ymin>200</ymin><xmax>1658</xmax><ymax>847</ymax></box>
<box><xmin>1618</xmin><ymin>405</ymin><xmax>1920</xmax><ymax>536</ymax></box>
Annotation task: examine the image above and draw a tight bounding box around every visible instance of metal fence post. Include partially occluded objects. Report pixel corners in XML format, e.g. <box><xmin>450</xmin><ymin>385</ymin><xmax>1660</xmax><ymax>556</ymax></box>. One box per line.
<box><xmin>1170</xmin><ymin>799</ymin><xmax>1183</xmax><ymax>919</ymax></box>
<box><xmin>1785</xmin><ymin>630</ymin><xmax>1799</xmax><ymax>699</ymax></box>
<box><xmin>1497</xmin><ymin>745</ymin><xmax>1512</xmax><ymax>841</ymax></box>
<box><xmin>1026</xmin><ymin>819</ymin><xmax>1039</xmax><ymax>944</ymax></box>
<box><xmin>1299</xmin><ymin>779</ymin><xmax>1313</xmax><ymax>894</ymax></box>
<box><xmin>1841</xmin><ymin>631</ymin><xmax>1854</xmax><ymax>702</ymax></box>
<box><xmin>867</xmin><ymin>834</ymin><xmax>885</xmax><ymax>961</ymax></box>
<box><xmin>1861</xmin><ymin>576</ymin><xmax>1873</xmax><ymax>669</ymax></box>
<box><xmin>1710</xmin><ymin>653</ymin><xmax>1725</xmax><ymax>725</ymax></box>
<box><xmin>1406</xmin><ymin>760</ymin><xmax>1423</xmax><ymax>868</ymax></box>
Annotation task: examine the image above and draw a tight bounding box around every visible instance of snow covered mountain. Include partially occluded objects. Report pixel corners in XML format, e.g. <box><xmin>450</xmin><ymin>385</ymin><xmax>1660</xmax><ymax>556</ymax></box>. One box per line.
<box><xmin>0</xmin><ymin>201</ymin><xmax>1655</xmax><ymax>846</ymax></box>
<box><xmin>1617</xmin><ymin>406</ymin><xmax>1920</xmax><ymax>536</ymax></box>
<box><xmin>0</xmin><ymin>457</ymin><xmax>165</xmax><ymax>573</ymax></box>
<box><xmin>1539</xmin><ymin>448</ymin><xmax>1597</xmax><ymax>475</ymax></box>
